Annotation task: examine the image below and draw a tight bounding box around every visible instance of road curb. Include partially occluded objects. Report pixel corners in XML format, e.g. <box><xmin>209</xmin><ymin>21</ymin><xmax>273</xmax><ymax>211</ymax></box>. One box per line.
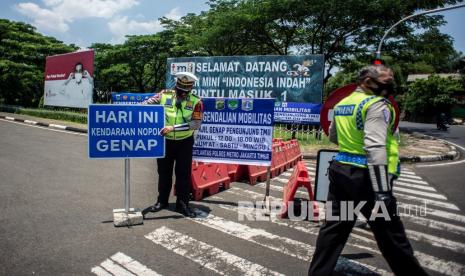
<box><xmin>0</xmin><ymin>115</ymin><xmax>88</xmax><ymax>133</ymax></box>
<box><xmin>302</xmin><ymin>132</ymin><xmax>460</xmax><ymax>163</ymax></box>
<box><xmin>1</xmin><ymin>114</ymin><xmax>460</xmax><ymax>164</ymax></box>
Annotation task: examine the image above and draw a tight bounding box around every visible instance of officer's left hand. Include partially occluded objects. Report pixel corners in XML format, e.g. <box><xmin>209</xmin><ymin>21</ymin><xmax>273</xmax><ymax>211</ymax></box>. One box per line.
<box><xmin>161</xmin><ymin>126</ymin><xmax>174</xmax><ymax>136</ymax></box>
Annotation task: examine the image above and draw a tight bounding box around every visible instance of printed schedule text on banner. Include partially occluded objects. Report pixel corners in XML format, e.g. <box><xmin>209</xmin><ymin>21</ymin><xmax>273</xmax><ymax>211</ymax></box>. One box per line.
<box><xmin>193</xmin><ymin>98</ymin><xmax>274</xmax><ymax>166</ymax></box>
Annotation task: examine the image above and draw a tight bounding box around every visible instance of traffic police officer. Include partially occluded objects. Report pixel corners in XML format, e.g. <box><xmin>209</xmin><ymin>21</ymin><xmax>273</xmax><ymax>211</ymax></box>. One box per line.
<box><xmin>308</xmin><ymin>65</ymin><xmax>427</xmax><ymax>275</ymax></box>
<box><xmin>142</xmin><ymin>72</ymin><xmax>203</xmax><ymax>218</ymax></box>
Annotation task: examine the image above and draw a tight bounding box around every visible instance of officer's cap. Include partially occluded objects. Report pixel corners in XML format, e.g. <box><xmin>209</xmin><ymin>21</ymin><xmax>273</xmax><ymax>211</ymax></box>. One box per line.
<box><xmin>175</xmin><ymin>72</ymin><xmax>198</xmax><ymax>91</ymax></box>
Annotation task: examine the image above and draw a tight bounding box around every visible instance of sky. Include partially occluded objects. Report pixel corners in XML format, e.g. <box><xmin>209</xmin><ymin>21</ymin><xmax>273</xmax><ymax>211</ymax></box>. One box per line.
<box><xmin>0</xmin><ymin>0</ymin><xmax>464</xmax><ymax>54</ymax></box>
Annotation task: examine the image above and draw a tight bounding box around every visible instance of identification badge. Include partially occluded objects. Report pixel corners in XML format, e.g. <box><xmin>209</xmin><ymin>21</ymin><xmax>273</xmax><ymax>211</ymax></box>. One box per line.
<box><xmin>165</xmin><ymin>97</ymin><xmax>173</xmax><ymax>106</ymax></box>
<box><xmin>185</xmin><ymin>101</ymin><xmax>193</xmax><ymax>110</ymax></box>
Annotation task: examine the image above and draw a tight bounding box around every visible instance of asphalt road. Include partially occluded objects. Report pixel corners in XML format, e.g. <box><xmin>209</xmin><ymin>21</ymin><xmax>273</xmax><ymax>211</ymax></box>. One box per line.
<box><xmin>400</xmin><ymin>122</ymin><xmax>465</xmax><ymax>211</ymax></box>
<box><xmin>1</xmin><ymin>119</ymin><xmax>465</xmax><ymax>276</ymax></box>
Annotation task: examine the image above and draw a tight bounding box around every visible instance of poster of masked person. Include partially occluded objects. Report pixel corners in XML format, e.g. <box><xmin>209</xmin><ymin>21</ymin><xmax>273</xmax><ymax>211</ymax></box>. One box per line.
<box><xmin>44</xmin><ymin>50</ymin><xmax>94</xmax><ymax>108</ymax></box>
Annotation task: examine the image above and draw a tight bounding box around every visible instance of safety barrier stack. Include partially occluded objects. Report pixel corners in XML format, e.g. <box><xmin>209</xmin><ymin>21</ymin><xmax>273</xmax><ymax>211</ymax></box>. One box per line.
<box><xmin>190</xmin><ymin>162</ymin><xmax>231</xmax><ymax>201</ymax></box>
<box><xmin>280</xmin><ymin>161</ymin><xmax>319</xmax><ymax>221</ymax></box>
<box><xmin>190</xmin><ymin>140</ymin><xmax>303</xmax><ymax>195</ymax></box>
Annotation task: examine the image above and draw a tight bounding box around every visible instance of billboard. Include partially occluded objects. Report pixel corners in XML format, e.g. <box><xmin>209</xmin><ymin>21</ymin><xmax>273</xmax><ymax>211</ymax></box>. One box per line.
<box><xmin>44</xmin><ymin>50</ymin><xmax>94</xmax><ymax>108</ymax></box>
<box><xmin>166</xmin><ymin>55</ymin><xmax>324</xmax><ymax>124</ymax></box>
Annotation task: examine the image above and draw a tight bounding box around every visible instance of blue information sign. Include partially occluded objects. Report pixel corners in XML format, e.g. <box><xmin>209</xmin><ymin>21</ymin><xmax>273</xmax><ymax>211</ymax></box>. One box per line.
<box><xmin>274</xmin><ymin>102</ymin><xmax>322</xmax><ymax>124</ymax></box>
<box><xmin>111</xmin><ymin>92</ymin><xmax>156</xmax><ymax>104</ymax></box>
<box><xmin>193</xmin><ymin>98</ymin><xmax>274</xmax><ymax>166</ymax></box>
<box><xmin>88</xmin><ymin>104</ymin><xmax>165</xmax><ymax>158</ymax></box>
<box><xmin>166</xmin><ymin>55</ymin><xmax>324</xmax><ymax>124</ymax></box>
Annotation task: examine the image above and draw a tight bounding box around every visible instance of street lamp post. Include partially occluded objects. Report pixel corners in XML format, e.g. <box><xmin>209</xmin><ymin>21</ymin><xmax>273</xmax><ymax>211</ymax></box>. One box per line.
<box><xmin>376</xmin><ymin>3</ymin><xmax>465</xmax><ymax>60</ymax></box>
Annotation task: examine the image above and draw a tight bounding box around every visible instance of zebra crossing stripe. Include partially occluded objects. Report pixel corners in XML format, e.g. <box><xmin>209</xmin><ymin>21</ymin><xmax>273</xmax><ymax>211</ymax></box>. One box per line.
<box><xmin>208</xmin><ymin>195</ymin><xmax>465</xmax><ymax>276</ymax></box>
<box><xmin>95</xmin><ymin>259</ymin><xmax>135</xmax><ymax>276</ymax></box>
<box><xmin>91</xmin><ymin>266</ymin><xmax>112</xmax><ymax>276</ymax></box>
<box><xmin>395</xmin><ymin>178</ymin><xmax>429</xmax><ymax>185</ymax></box>
<box><xmin>351</xmin><ymin>227</ymin><xmax>465</xmax><ymax>275</ymax></box>
<box><xmin>401</xmin><ymin>213</ymin><xmax>465</xmax><ymax>236</ymax></box>
<box><xmin>394</xmin><ymin>182</ymin><xmax>437</xmax><ymax>192</ymax></box>
<box><xmin>401</xmin><ymin>170</ymin><xmax>416</xmax><ymax>175</ymax></box>
<box><xmin>145</xmin><ymin>226</ymin><xmax>283</xmax><ymax>276</ymax></box>
<box><xmin>405</xmin><ymin>229</ymin><xmax>465</xmax><ymax>254</ymax></box>
<box><xmin>190</xmin><ymin>209</ymin><xmax>390</xmax><ymax>275</ymax></box>
<box><xmin>394</xmin><ymin>193</ymin><xmax>459</xmax><ymax>211</ymax></box>
<box><xmin>110</xmin><ymin>252</ymin><xmax>161</xmax><ymax>276</ymax></box>
<box><xmin>92</xmin><ymin>252</ymin><xmax>160</xmax><ymax>276</ymax></box>
<box><xmin>227</xmin><ymin>186</ymin><xmax>461</xmax><ymax>238</ymax></box>
<box><xmin>427</xmin><ymin>208</ymin><xmax>465</xmax><ymax>224</ymax></box>
<box><xmin>398</xmin><ymin>174</ymin><xmax>423</xmax><ymax>180</ymax></box>
<box><xmin>394</xmin><ymin>187</ymin><xmax>447</xmax><ymax>200</ymax></box>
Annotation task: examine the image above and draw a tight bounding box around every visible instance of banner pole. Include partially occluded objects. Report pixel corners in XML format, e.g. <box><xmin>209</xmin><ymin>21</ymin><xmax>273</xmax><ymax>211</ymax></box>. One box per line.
<box><xmin>124</xmin><ymin>158</ymin><xmax>130</xmax><ymax>213</ymax></box>
<box><xmin>263</xmin><ymin>165</ymin><xmax>272</xmax><ymax>215</ymax></box>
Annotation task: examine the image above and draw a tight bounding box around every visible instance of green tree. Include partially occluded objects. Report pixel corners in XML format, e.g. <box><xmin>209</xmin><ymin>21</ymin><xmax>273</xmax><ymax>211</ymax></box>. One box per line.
<box><xmin>91</xmin><ymin>30</ymin><xmax>175</xmax><ymax>99</ymax></box>
<box><xmin>0</xmin><ymin>19</ymin><xmax>76</xmax><ymax>106</ymax></box>
<box><xmin>163</xmin><ymin>0</ymin><xmax>461</xmax><ymax>83</ymax></box>
<box><xmin>403</xmin><ymin>75</ymin><xmax>462</xmax><ymax>122</ymax></box>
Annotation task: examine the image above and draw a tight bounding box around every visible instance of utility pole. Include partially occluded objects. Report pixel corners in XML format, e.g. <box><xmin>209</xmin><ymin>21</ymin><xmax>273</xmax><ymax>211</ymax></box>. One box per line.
<box><xmin>375</xmin><ymin>3</ymin><xmax>465</xmax><ymax>61</ymax></box>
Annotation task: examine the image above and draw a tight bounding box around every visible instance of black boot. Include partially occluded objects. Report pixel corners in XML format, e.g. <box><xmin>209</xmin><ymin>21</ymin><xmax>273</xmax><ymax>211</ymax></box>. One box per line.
<box><xmin>176</xmin><ymin>201</ymin><xmax>196</xmax><ymax>218</ymax></box>
<box><xmin>142</xmin><ymin>202</ymin><xmax>168</xmax><ymax>217</ymax></box>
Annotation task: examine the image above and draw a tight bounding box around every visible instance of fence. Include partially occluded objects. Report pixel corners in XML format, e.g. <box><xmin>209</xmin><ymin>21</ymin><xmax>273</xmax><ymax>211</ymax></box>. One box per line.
<box><xmin>273</xmin><ymin>124</ymin><xmax>325</xmax><ymax>142</ymax></box>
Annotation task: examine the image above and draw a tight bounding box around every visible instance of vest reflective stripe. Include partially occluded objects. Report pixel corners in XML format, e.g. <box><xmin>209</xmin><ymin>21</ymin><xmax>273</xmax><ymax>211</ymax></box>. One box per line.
<box><xmin>334</xmin><ymin>91</ymin><xmax>400</xmax><ymax>176</ymax></box>
<box><xmin>160</xmin><ymin>91</ymin><xmax>200</xmax><ymax>140</ymax></box>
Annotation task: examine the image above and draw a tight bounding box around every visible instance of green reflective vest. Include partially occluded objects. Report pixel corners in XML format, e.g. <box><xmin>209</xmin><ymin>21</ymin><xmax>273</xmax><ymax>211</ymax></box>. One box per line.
<box><xmin>159</xmin><ymin>90</ymin><xmax>201</xmax><ymax>140</ymax></box>
<box><xmin>334</xmin><ymin>91</ymin><xmax>400</xmax><ymax>176</ymax></box>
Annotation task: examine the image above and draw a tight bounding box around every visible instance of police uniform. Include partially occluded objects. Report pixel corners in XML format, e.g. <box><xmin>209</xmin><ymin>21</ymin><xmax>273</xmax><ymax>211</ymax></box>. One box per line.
<box><xmin>308</xmin><ymin>87</ymin><xmax>427</xmax><ymax>275</ymax></box>
<box><xmin>142</xmin><ymin>72</ymin><xmax>203</xmax><ymax>218</ymax></box>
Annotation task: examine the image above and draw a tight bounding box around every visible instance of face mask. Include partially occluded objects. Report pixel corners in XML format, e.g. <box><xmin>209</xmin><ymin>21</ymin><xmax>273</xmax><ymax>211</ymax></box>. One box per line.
<box><xmin>370</xmin><ymin>79</ymin><xmax>394</xmax><ymax>96</ymax></box>
<box><xmin>74</xmin><ymin>72</ymin><xmax>83</xmax><ymax>83</ymax></box>
<box><xmin>175</xmin><ymin>88</ymin><xmax>188</xmax><ymax>108</ymax></box>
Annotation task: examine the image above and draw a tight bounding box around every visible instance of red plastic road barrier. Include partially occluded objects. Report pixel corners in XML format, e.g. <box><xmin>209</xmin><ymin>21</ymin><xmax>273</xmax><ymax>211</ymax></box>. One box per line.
<box><xmin>285</xmin><ymin>139</ymin><xmax>302</xmax><ymax>167</ymax></box>
<box><xmin>246</xmin><ymin>165</ymin><xmax>268</xmax><ymax>185</ymax></box>
<box><xmin>281</xmin><ymin>161</ymin><xmax>319</xmax><ymax>221</ymax></box>
<box><xmin>191</xmin><ymin>163</ymin><xmax>231</xmax><ymax>200</ymax></box>
<box><xmin>226</xmin><ymin>164</ymin><xmax>240</xmax><ymax>182</ymax></box>
<box><xmin>271</xmin><ymin>143</ymin><xmax>287</xmax><ymax>178</ymax></box>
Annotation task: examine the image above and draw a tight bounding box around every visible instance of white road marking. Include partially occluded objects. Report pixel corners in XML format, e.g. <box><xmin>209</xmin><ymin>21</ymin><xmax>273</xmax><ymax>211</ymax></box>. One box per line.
<box><xmin>92</xmin><ymin>253</ymin><xmax>160</xmax><ymax>276</ymax></box>
<box><xmin>405</xmin><ymin>229</ymin><xmax>465</xmax><ymax>254</ymax></box>
<box><xmin>352</xmin><ymin>228</ymin><xmax>465</xmax><ymax>276</ymax></box>
<box><xmin>395</xmin><ymin>178</ymin><xmax>429</xmax><ymax>185</ymax></box>
<box><xmin>397</xmin><ymin>174</ymin><xmax>423</xmax><ymax>180</ymax></box>
<box><xmin>5</xmin><ymin>116</ymin><xmax>15</xmax><ymax>120</ymax></box>
<box><xmin>394</xmin><ymin>182</ymin><xmax>437</xmax><ymax>192</ymax></box>
<box><xmin>416</xmin><ymin>138</ymin><xmax>465</xmax><ymax>167</ymax></box>
<box><xmin>281</xmin><ymin>172</ymin><xmax>292</xmax><ymax>177</ymax></box>
<box><xmin>98</xmin><ymin>259</ymin><xmax>134</xmax><ymax>276</ymax></box>
<box><xmin>111</xmin><ymin>252</ymin><xmax>161</xmax><ymax>276</ymax></box>
<box><xmin>190</xmin><ymin>209</ymin><xmax>390</xmax><ymax>275</ymax></box>
<box><xmin>208</xmin><ymin>195</ymin><xmax>465</xmax><ymax>276</ymax></box>
<box><xmin>427</xmin><ymin>209</ymin><xmax>465</xmax><ymax>224</ymax></box>
<box><xmin>400</xmin><ymin>170</ymin><xmax>416</xmax><ymax>175</ymax></box>
<box><xmin>402</xmin><ymin>213</ymin><xmax>465</xmax><ymax>236</ymax></box>
<box><xmin>91</xmin><ymin>266</ymin><xmax>112</xmax><ymax>276</ymax></box>
<box><xmin>0</xmin><ymin>119</ymin><xmax>87</xmax><ymax>136</ymax></box>
<box><xmin>49</xmin><ymin>123</ymin><xmax>67</xmax><ymax>129</ymax></box>
<box><xmin>394</xmin><ymin>187</ymin><xmax>447</xmax><ymax>200</ymax></box>
<box><xmin>417</xmin><ymin>159</ymin><xmax>465</xmax><ymax>167</ymax></box>
<box><xmin>394</xmin><ymin>193</ymin><xmax>459</xmax><ymax>211</ymax></box>
<box><xmin>145</xmin><ymin>226</ymin><xmax>283</xmax><ymax>276</ymax></box>
<box><xmin>24</xmin><ymin>120</ymin><xmax>38</xmax><ymax>125</ymax></box>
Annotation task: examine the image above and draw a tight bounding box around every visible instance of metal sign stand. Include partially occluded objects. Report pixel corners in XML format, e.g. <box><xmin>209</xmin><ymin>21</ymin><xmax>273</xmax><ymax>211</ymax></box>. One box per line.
<box><xmin>113</xmin><ymin>158</ymin><xmax>143</xmax><ymax>227</ymax></box>
<box><xmin>263</xmin><ymin>166</ymin><xmax>272</xmax><ymax>216</ymax></box>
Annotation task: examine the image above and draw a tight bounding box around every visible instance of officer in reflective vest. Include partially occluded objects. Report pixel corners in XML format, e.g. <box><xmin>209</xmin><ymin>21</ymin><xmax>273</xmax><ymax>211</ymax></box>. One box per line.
<box><xmin>308</xmin><ymin>65</ymin><xmax>427</xmax><ymax>275</ymax></box>
<box><xmin>142</xmin><ymin>72</ymin><xmax>203</xmax><ymax>218</ymax></box>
